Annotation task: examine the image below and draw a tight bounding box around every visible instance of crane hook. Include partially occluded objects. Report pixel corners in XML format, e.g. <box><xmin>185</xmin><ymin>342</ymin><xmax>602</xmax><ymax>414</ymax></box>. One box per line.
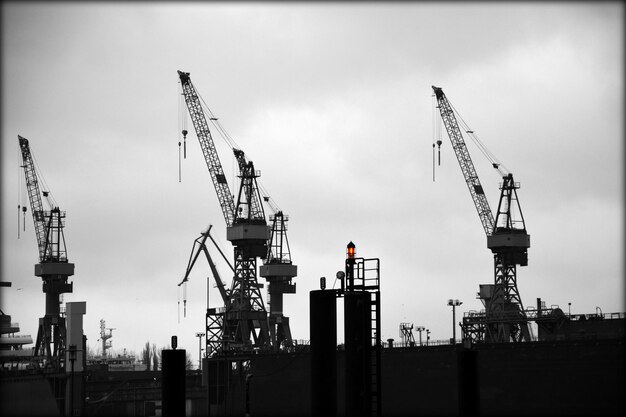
<box><xmin>436</xmin><ymin>140</ymin><xmax>442</xmax><ymax>166</ymax></box>
<box><xmin>182</xmin><ymin>129</ymin><xmax>188</xmax><ymax>159</ymax></box>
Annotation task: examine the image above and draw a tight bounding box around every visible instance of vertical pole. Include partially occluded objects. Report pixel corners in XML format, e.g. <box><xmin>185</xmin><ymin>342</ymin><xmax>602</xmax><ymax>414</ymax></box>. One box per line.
<box><xmin>457</xmin><ymin>347</ymin><xmax>479</xmax><ymax>417</ymax></box>
<box><xmin>162</xmin><ymin>347</ymin><xmax>186</xmax><ymax>417</ymax></box>
<box><xmin>310</xmin><ymin>290</ymin><xmax>337</xmax><ymax>417</ymax></box>
<box><xmin>68</xmin><ymin>344</ymin><xmax>76</xmax><ymax>417</ymax></box>
<box><xmin>345</xmin><ymin>291</ymin><xmax>371</xmax><ymax>417</ymax></box>
<box><xmin>196</xmin><ymin>332</ymin><xmax>204</xmax><ymax>370</ymax></box>
<box><xmin>70</xmin><ymin>359</ymin><xmax>74</xmax><ymax>417</ymax></box>
<box><xmin>452</xmin><ymin>305</ymin><xmax>456</xmax><ymax>345</ymax></box>
<box><xmin>245</xmin><ymin>374</ymin><xmax>253</xmax><ymax>417</ymax></box>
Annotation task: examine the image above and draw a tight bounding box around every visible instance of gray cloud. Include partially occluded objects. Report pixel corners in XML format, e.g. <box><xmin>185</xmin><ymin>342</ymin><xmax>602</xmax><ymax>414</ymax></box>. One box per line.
<box><xmin>2</xmin><ymin>2</ymin><xmax>623</xmax><ymax>360</ymax></box>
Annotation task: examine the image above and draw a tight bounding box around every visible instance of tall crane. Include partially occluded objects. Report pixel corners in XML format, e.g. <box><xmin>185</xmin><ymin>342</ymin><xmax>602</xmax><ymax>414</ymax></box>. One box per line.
<box><xmin>178</xmin><ymin>70</ymin><xmax>271</xmax><ymax>352</ymax></box>
<box><xmin>18</xmin><ymin>135</ymin><xmax>75</xmax><ymax>368</ymax></box>
<box><xmin>260</xmin><ymin>200</ymin><xmax>297</xmax><ymax>349</ymax></box>
<box><xmin>234</xmin><ymin>150</ymin><xmax>298</xmax><ymax>349</ymax></box>
<box><xmin>432</xmin><ymin>87</ymin><xmax>531</xmax><ymax>343</ymax></box>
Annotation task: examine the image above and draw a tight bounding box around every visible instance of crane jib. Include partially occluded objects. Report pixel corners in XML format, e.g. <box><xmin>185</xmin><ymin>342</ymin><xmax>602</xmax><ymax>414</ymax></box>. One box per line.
<box><xmin>178</xmin><ymin>70</ymin><xmax>236</xmax><ymax>227</ymax></box>
<box><xmin>432</xmin><ymin>87</ymin><xmax>495</xmax><ymax>237</ymax></box>
<box><xmin>18</xmin><ymin>135</ymin><xmax>70</xmax><ymax>263</ymax></box>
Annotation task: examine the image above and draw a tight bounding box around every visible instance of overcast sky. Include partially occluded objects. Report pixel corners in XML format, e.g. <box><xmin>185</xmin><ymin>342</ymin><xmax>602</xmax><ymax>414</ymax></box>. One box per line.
<box><xmin>1</xmin><ymin>2</ymin><xmax>623</xmax><ymax>364</ymax></box>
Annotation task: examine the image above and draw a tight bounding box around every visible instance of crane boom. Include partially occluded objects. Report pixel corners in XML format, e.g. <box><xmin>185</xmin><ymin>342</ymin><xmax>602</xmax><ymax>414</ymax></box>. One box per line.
<box><xmin>178</xmin><ymin>70</ymin><xmax>236</xmax><ymax>227</ymax></box>
<box><xmin>432</xmin><ymin>86</ymin><xmax>495</xmax><ymax>236</ymax></box>
<box><xmin>179</xmin><ymin>226</ymin><xmax>231</xmax><ymax>305</ymax></box>
<box><xmin>18</xmin><ymin>135</ymin><xmax>48</xmax><ymax>261</ymax></box>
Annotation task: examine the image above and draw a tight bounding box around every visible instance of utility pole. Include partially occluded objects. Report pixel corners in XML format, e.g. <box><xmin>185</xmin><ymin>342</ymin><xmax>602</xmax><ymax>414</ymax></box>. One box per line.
<box><xmin>416</xmin><ymin>326</ymin><xmax>425</xmax><ymax>346</ymax></box>
<box><xmin>195</xmin><ymin>332</ymin><xmax>205</xmax><ymax>370</ymax></box>
<box><xmin>68</xmin><ymin>344</ymin><xmax>77</xmax><ymax>417</ymax></box>
<box><xmin>448</xmin><ymin>299</ymin><xmax>462</xmax><ymax>345</ymax></box>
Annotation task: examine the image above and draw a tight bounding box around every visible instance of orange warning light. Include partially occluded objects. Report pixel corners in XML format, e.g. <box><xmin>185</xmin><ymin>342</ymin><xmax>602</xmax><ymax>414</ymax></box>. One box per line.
<box><xmin>346</xmin><ymin>241</ymin><xmax>356</xmax><ymax>259</ymax></box>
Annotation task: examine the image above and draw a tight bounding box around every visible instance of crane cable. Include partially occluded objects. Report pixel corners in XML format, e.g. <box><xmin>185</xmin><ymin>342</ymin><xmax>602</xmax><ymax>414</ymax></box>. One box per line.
<box><xmin>194</xmin><ymin>86</ymin><xmax>282</xmax><ymax>214</ymax></box>
<box><xmin>446</xmin><ymin>98</ymin><xmax>510</xmax><ymax>176</ymax></box>
<box><xmin>196</xmin><ymin>89</ymin><xmax>240</xmax><ymax>151</ymax></box>
<box><xmin>178</xmin><ymin>77</ymin><xmax>284</xmax><ymax>217</ymax></box>
<box><xmin>178</xmin><ymin>90</ymin><xmax>187</xmax><ymax>182</ymax></box>
<box><xmin>194</xmin><ymin>87</ymin><xmax>240</xmax><ymax>197</ymax></box>
<box><xmin>30</xmin><ymin>151</ymin><xmax>58</xmax><ymax>209</ymax></box>
<box><xmin>432</xmin><ymin>94</ymin><xmax>443</xmax><ymax>181</ymax></box>
<box><xmin>18</xmin><ymin>148</ymin><xmax>25</xmax><ymax>238</ymax></box>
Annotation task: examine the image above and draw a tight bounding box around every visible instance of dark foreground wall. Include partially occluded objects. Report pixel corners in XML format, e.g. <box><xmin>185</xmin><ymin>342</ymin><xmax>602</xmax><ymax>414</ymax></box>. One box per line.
<box><xmin>475</xmin><ymin>339</ymin><xmax>624</xmax><ymax>417</ymax></box>
<box><xmin>4</xmin><ymin>339</ymin><xmax>621</xmax><ymax>417</ymax></box>
<box><xmin>242</xmin><ymin>339</ymin><xmax>624</xmax><ymax>417</ymax></box>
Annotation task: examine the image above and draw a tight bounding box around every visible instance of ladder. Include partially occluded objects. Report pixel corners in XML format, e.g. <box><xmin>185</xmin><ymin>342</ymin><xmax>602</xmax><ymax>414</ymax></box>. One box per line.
<box><xmin>353</xmin><ymin>258</ymin><xmax>381</xmax><ymax>417</ymax></box>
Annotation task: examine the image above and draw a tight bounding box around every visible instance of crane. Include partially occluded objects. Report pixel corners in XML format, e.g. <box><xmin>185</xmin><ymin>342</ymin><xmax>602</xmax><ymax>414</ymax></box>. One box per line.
<box><xmin>432</xmin><ymin>87</ymin><xmax>531</xmax><ymax>343</ymax></box>
<box><xmin>178</xmin><ymin>70</ymin><xmax>271</xmax><ymax>352</ymax></box>
<box><xmin>260</xmin><ymin>197</ymin><xmax>297</xmax><ymax>349</ymax></box>
<box><xmin>234</xmin><ymin>148</ymin><xmax>298</xmax><ymax>349</ymax></box>
<box><xmin>18</xmin><ymin>135</ymin><xmax>75</xmax><ymax>368</ymax></box>
<box><xmin>178</xmin><ymin>225</ymin><xmax>231</xmax><ymax>313</ymax></box>
<box><xmin>177</xmin><ymin>225</ymin><xmax>232</xmax><ymax>355</ymax></box>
